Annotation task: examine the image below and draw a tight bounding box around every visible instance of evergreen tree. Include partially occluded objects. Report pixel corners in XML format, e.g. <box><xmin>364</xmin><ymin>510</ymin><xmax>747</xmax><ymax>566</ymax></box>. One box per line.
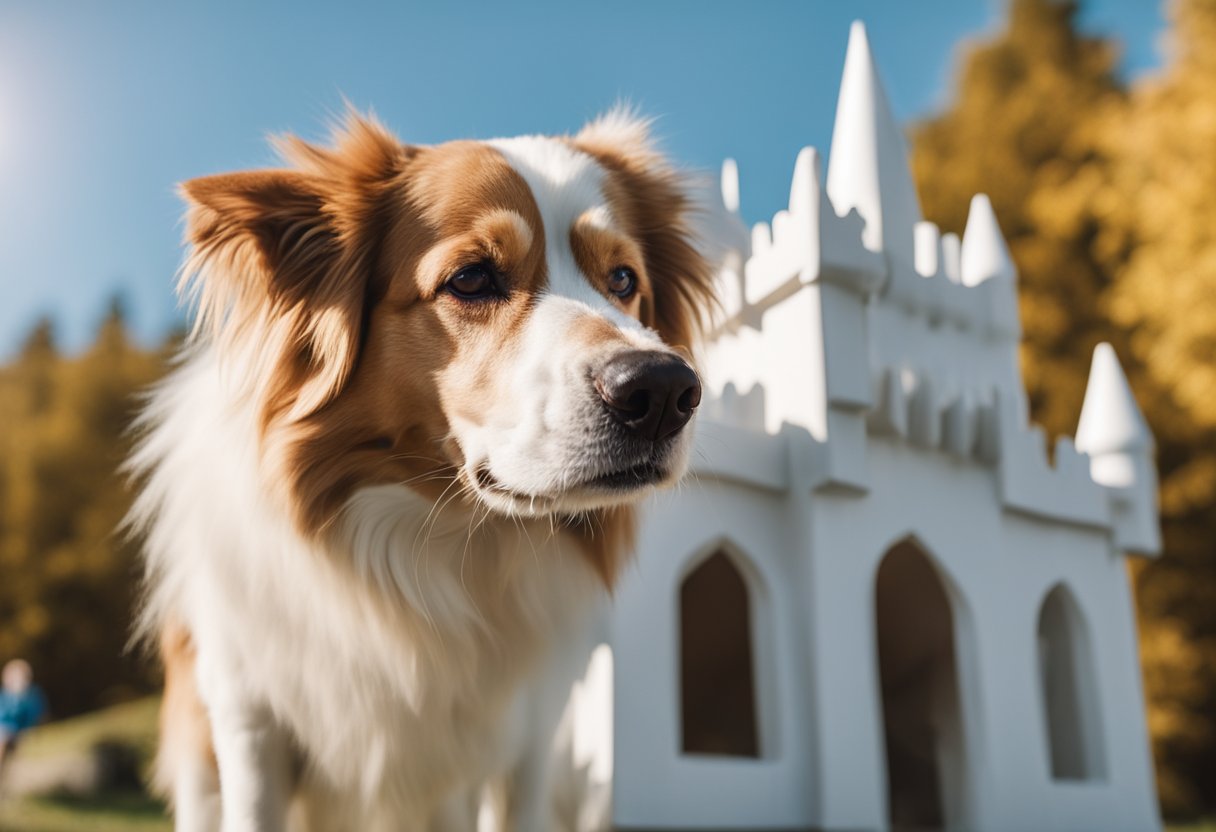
<box><xmin>0</xmin><ymin>302</ymin><xmax>166</xmax><ymax>716</ymax></box>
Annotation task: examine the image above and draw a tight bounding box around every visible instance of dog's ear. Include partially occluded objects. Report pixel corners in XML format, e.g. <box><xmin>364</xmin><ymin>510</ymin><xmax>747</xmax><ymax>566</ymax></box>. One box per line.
<box><xmin>180</xmin><ymin>115</ymin><xmax>409</xmax><ymax>422</ymax></box>
<box><xmin>574</xmin><ymin>111</ymin><xmax>718</xmax><ymax>352</ymax></box>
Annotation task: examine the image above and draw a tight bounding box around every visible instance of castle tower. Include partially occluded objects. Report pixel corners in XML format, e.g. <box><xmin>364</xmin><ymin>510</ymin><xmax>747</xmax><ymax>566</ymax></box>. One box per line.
<box><xmin>1076</xmin><ymin>343</ymin><xmax>1160</xmax><ymax>554</ymax></box>
<box><xmin>589</xmin><ymin>21</ymin><xmax>1163</xmax><ymax>832</ymax></box>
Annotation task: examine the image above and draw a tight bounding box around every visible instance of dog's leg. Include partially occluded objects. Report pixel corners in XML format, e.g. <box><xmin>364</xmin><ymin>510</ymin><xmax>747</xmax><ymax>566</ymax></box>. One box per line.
<box><xmin>158</xmin><ymin>622</ymin><xmax>222</xmax><ymax>832</ymax></box>
<box><xmin>208</xmin><ymin>701</ymin><xmax>293</xmax><ymax>832</ymax></box>
<box><xmin>174</xmin><ymin>755</ymin><xmax>222</xmax><ymax>832</ymax></box>
<box><xmin>194</xmin><ymin>646</ymin><xmax>293</xmax><ymax>832</ymax></box>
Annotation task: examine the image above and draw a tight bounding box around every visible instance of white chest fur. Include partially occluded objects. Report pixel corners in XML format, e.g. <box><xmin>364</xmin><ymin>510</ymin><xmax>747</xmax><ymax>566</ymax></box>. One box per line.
<box><xmin>132</xmin><ymin>350</ymin><xmax>600</xmax><ymax>827</ymax></box>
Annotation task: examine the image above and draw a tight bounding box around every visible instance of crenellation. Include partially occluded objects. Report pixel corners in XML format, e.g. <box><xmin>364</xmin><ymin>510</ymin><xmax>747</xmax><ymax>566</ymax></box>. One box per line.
<box><xmin>907</xmin><ymin>373</ymin><xmax>941</xmax><ymax>449</ymax></box>
<box><xmin>751</xmin><ymin>221</ymin><xmax>772</xmax><ymax>256</ymax></box>
<box><xmin>720</xmin><ymin>158</ymin><xmax>741</xmax><ymax>215</ymax></box>
<box><xmin>866</xmin><ymin>367</ymin><xmax>908</xmax><ymax>438</ymax></box>
<box><xmin>701</xmin><ymin>381</ymin><xmax>767</xmax><ymax>433</ymax></box>
<box><xmin>914</xmin><ymin>221</ymin><xmax>942</xmax><ymax>278</ymax></box>
<box><xmin>699</xmin><ymin>19</ymin><xmax>1157</xmax><ymax>553</ymax></box>
<box><xmin>941</xmin><ymin>231</ymin><xmax>963</xmax><ymax>284</ymax></box>
<box><xmin>1052</xmin><ymin>436</ymin><xmax>1093</xmax><ymax>483</ymax></box>
<box><xmin>975</xmin><ymin>397</ymin><xmax>1002</xmax><ymax>465</ymax></box>
<box><xmin>994</xmin><ymin>391</ymin><xmax>1110</xmax><ymax>527</ymax></box>
<box><xmin>606</xmin><ymin>22</ymin><xmax>1163</xmax><ymax>829</ymax></box>
<box><xmin>942</xmin><ymin>394</ymin><xmax>977</xmax><ymax>459</ymax></box>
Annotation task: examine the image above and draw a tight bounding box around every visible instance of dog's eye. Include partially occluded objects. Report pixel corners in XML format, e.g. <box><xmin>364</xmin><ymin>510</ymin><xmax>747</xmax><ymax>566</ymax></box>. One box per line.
<box><xmin>446</xmin><ymin>264</ymin><xmax>500</xmax><ymax>300</ymax></box>
<box><xmin>608</xmin><ymin>267</ymin><xmax>637</xmax><ymax>300</ymax></box>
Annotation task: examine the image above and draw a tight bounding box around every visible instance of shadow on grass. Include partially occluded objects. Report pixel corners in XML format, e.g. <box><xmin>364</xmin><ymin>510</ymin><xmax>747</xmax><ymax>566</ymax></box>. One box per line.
<box><xmin>0</xmin><ymin>789</ymin><xmax>170</xmax><ymax>832</ymax></box>
<box><xmin>39</xmin><ymin>790</ymin><xmax>167</xmax><ymax>817</ymax></box>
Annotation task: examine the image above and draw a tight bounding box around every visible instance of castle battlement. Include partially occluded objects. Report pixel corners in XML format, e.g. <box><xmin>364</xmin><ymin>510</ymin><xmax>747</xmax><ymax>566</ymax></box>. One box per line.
<box><xmin>692</xmin><ymin>21</ymin><xmax>1158</xmax><ymax>555</ymax></box>
<box><xmin>591</xmin><ymin>22</ymin><xmax>1163</xmax><ymax>832</ymax></box>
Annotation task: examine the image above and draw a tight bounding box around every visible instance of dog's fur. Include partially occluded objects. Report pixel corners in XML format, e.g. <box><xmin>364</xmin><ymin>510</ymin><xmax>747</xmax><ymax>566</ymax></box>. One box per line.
<box><xmin>126</xmin><ymin>111</ymin><xmax>715</xmax><ymax>831</ymax></box>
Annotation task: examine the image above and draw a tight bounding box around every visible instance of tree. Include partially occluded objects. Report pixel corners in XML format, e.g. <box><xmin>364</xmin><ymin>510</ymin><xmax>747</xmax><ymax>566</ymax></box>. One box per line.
<box><xmin>0</xmin><ymin>300</ymin><xmax>168</xmax><ymax>716</ymax></box>
<box><xmin>1099</xmin><ymin>0</ymin><xmax>1216</xmax><ymax>814</ymax></box>
<box><xmin>910</xmin><ymin>0</ymin><xmax>1216</xmax><ymax>816</ymax></box>
<box><xmin>911</xmin><ymin>0</ymin><xmax>1126</xmax><ymax>436</ymax></box>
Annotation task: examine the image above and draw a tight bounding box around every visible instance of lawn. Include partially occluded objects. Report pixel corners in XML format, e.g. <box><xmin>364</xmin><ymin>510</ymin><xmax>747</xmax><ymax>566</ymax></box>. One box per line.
<box><xmin>0</xmin><ymin>698</ymin><xmax>1213</xmax><ymax>831</ymax></box>
<box><xmin>10</xmin><ymin>697</ymin><xmax>160</xmax><ymax>764</ymax></box>
<box><xmin>0</xmin><ymin>792</ymin><xmax>170</xmax><ymax>832</ymax></box>
<box><xmin>0</xmin><ymin>697</ymin><xmax>170</xmax><ymax>832</ymax></box>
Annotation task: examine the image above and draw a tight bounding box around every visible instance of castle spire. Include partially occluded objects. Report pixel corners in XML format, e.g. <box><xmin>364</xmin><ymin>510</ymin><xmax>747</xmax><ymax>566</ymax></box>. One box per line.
<box><xmin>721</xmin><ymin>158</ymin><xmax>740</xmax><ymax>214</ymax></box>
<box><xmin>1075</xmin><ymin>343</ymin><xmax>1160</xmax><ymax>554</ymax></box>
<box><xmin>961</xmin><ymin>194</ymin><xmax>1020</xmax><ymax>338</ymax></box>
<box><xmin>826</xmin><ymin>20</ymin><xmax>922</xmax><ymax>270</ymax></box>
<box><xmin>1076</xmin><ymin>343</ymin><xmax>1151</xmax><ymax>458</ymax></box>
<box><xmin>960</xmin><ymin>194</ymin><xmax>1014</xmax><ymax>287</ymax></box>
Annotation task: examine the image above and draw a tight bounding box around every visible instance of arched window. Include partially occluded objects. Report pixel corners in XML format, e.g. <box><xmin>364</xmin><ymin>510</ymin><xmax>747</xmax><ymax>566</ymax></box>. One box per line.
<box><xmin>875</xmin><ymin>538</ymin><xmax>966</xmax><ymax>831</ymax></box>
<box><xmin>1038</xmin><ymin>583</ymin><xmax>1105</xmax><ymax>780</ymax></box>
<box><xmin>679</xmin><ymin>549</ymin><xmax>760</xmax><ymax>758</ymax></box>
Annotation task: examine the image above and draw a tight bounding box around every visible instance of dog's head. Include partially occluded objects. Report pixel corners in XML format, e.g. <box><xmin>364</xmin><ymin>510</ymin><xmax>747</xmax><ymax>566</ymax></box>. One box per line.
<box><xmin>181</xmin><ymin>111</ymin><xmax>715</xmax><ymax>577</ymax></box>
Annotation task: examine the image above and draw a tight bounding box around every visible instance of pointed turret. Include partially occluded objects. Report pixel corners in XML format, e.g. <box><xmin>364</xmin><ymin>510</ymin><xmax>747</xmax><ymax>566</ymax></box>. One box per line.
<box><xmin>914</xmin><ymin>221</ymin><xmax>941</xmax><ymax>278</ymax></box>
<box><xmin>789</xmin><ymin>146</ymin><xmax>819</xmax><ymax>220</ymax></box>
<box><xmin>1075</xmin><ymin>343</ymin><xmax>1160</xmax><ymax>555</ymax></box>
<box><xmin>721</xmin><ymin>158</ymin><xmax>740</xmax><ymax>215</ymax></box>
<box><xmin>960</xmin><ymin>195</ymin><xmax>1014</xmax><ymax>287</ymax></box>
<box><xmin>826</xmin><ymin>21</ymin><xmax>922</xmax><ymax>270</ymax></box>
<box><xmin>1076</xmin><ymin>343</ymin><xmax>1151</xmax><ymax>459</ymax></box>
<box><xmin>941</xmin><ymin>232</ymin><xmax>962</xmax><ymax>284</ymax></box>
<box><xmin>961</xmin><ymin>194</ymin><xmax>1020</xmax><ymax>338</ymax></box>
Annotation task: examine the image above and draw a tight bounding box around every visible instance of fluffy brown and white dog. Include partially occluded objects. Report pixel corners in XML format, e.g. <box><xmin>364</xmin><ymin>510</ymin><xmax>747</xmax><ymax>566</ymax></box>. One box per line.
<box><xmin>126</xmin><ymin>111</ymin><xmax>716</xmax><ymax>831</ymax></box>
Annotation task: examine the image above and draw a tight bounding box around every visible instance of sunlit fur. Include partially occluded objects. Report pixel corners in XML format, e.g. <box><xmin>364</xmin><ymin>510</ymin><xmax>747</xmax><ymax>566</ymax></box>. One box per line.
<box><xmin>127</xmin><ymin>111</ymin><xmax>714</xmax><ymax>831</ymax></box>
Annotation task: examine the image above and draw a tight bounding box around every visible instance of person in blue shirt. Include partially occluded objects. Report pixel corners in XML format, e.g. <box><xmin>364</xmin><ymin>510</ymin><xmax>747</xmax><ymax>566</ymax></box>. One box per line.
<box><xmin>0</xmin><ymin>659</ymin><xmax>48</xmax><ymax>774</ymax></box>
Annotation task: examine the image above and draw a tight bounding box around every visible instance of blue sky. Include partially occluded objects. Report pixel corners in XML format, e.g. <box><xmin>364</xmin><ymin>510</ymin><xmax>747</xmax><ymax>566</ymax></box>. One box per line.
<box><xmin>0</xmin><ymin>1</ymin><xmax>1165</xmax><ymax>357</ymax></box>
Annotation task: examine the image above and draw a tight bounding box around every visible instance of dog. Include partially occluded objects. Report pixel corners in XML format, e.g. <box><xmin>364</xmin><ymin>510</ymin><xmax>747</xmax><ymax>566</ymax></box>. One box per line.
<box><xmin>126</xmin><ymin>110</ymin><xmax>717</xmax><ymax>831</ymax></box>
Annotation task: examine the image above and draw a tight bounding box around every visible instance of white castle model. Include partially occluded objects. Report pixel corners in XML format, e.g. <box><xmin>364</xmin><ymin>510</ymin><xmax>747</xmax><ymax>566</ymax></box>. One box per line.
<box><xmin>556</xmin><ymin>21</ymin><xmax>1162</xmax><ymax>832</ymax></box>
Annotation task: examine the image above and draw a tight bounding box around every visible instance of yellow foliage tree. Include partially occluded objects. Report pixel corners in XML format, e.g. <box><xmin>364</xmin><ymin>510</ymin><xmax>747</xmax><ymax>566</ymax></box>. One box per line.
<box><xmin>1099</xmin><ymin>0</ymin><xmax>1216</xmax><ymax>816</ymax></box>
<box><xmin>911</xmin><ymin>0</ymin><xmax>1216</xmax><ymax>817</ymax></box>
<box><xmin>911</xmin><ymin>0</ymin><xmax>1126</xmax><ymax>436</ymax></box>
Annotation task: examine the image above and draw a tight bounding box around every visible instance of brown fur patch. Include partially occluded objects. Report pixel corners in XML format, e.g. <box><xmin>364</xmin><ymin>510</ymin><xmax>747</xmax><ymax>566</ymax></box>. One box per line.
<box><xmin>181</xmin><ymin>112</ymin><xmax>712</xmax><ymax>580</ymax></box>
<box><xmin>561</xmin><ymin>504</ymin><xmax>638</xmax><ymax>589</ymax></box>
<box><xmin>569</xmin><ymin>214</ymin><xmax>649</xmax><ymax>321</ymax></box>
<box><xmin>155</xmin><ymin>620</ymin><xmax>215</xmax><ymax>800</ymax></box>
<box><xmin>568</xmin><ymin>117</ymin><xmax>717</xmax><ymax>586</ymax></box>
<box><xmin>571</xmin><ymin>118</ymin><xmax>717</xmax><ymax>352</ymax></box>
<box><xmin>271</xmin><ymin>138</ymin><xmax>548</xmax><ymax>535</ymax></box>
<box><xmin>181</xmin><ymin>115</ymin><xmax>409</xmax><ymax>428</ymax></box>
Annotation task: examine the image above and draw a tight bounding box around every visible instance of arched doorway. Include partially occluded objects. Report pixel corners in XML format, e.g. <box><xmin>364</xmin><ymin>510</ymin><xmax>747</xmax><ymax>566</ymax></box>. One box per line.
<box><xmin>875</xmin><ymin>539</ymin><xmax>967</xmax><ymax>831</ymax></box>
<box><xmin>1038</xmin><ymin>583</ymin><xmax>1105</xmax><ymax>780</ymax></box>
<box><xmin>679</xmin><ymin>549</ymin><xmax>760</xmax><ymax>758</ymax></box>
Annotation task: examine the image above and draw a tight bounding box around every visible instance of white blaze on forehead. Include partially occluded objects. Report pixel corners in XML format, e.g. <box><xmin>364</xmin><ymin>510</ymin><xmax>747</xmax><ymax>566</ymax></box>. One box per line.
<box><xmin>487</xmin><ymin>136</ymin><xmax>633</xmax><ymax>326</ymax></box>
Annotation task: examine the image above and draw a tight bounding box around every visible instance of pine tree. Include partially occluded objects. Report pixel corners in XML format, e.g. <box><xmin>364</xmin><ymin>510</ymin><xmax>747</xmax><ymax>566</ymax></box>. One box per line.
<box><xmin>0</xmin><ymin>302</ymin><xmax>166</xmax><ymax>716</ymax></box>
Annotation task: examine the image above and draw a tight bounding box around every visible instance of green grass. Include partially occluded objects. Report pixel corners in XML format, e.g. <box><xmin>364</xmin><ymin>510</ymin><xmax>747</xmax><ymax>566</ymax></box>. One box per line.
<box><xmin>0</xmin><ymin>792</ymin><xmax>170</xmax><ymax>832</ymax></box>
<box><xmin>0</xmin><ymin>697</ymin><xmax>169</xmax><ymax>832</ymax></box>
<box><xmin>12</xmin><ymin>697</ymin><xmax>160</xmax><ymax>765</ymax></box>
<box><xmin>0</xmin><ymin>698</ymin><xmax>1212</xmax><ymax>831</ymax></box>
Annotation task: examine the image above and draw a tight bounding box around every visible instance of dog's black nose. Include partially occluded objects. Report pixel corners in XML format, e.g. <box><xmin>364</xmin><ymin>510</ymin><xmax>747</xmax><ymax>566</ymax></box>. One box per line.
<box><xmin>595</xmin><ymin>351</ymin><xmax>701</xmax><ymax>441</ymax></box>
